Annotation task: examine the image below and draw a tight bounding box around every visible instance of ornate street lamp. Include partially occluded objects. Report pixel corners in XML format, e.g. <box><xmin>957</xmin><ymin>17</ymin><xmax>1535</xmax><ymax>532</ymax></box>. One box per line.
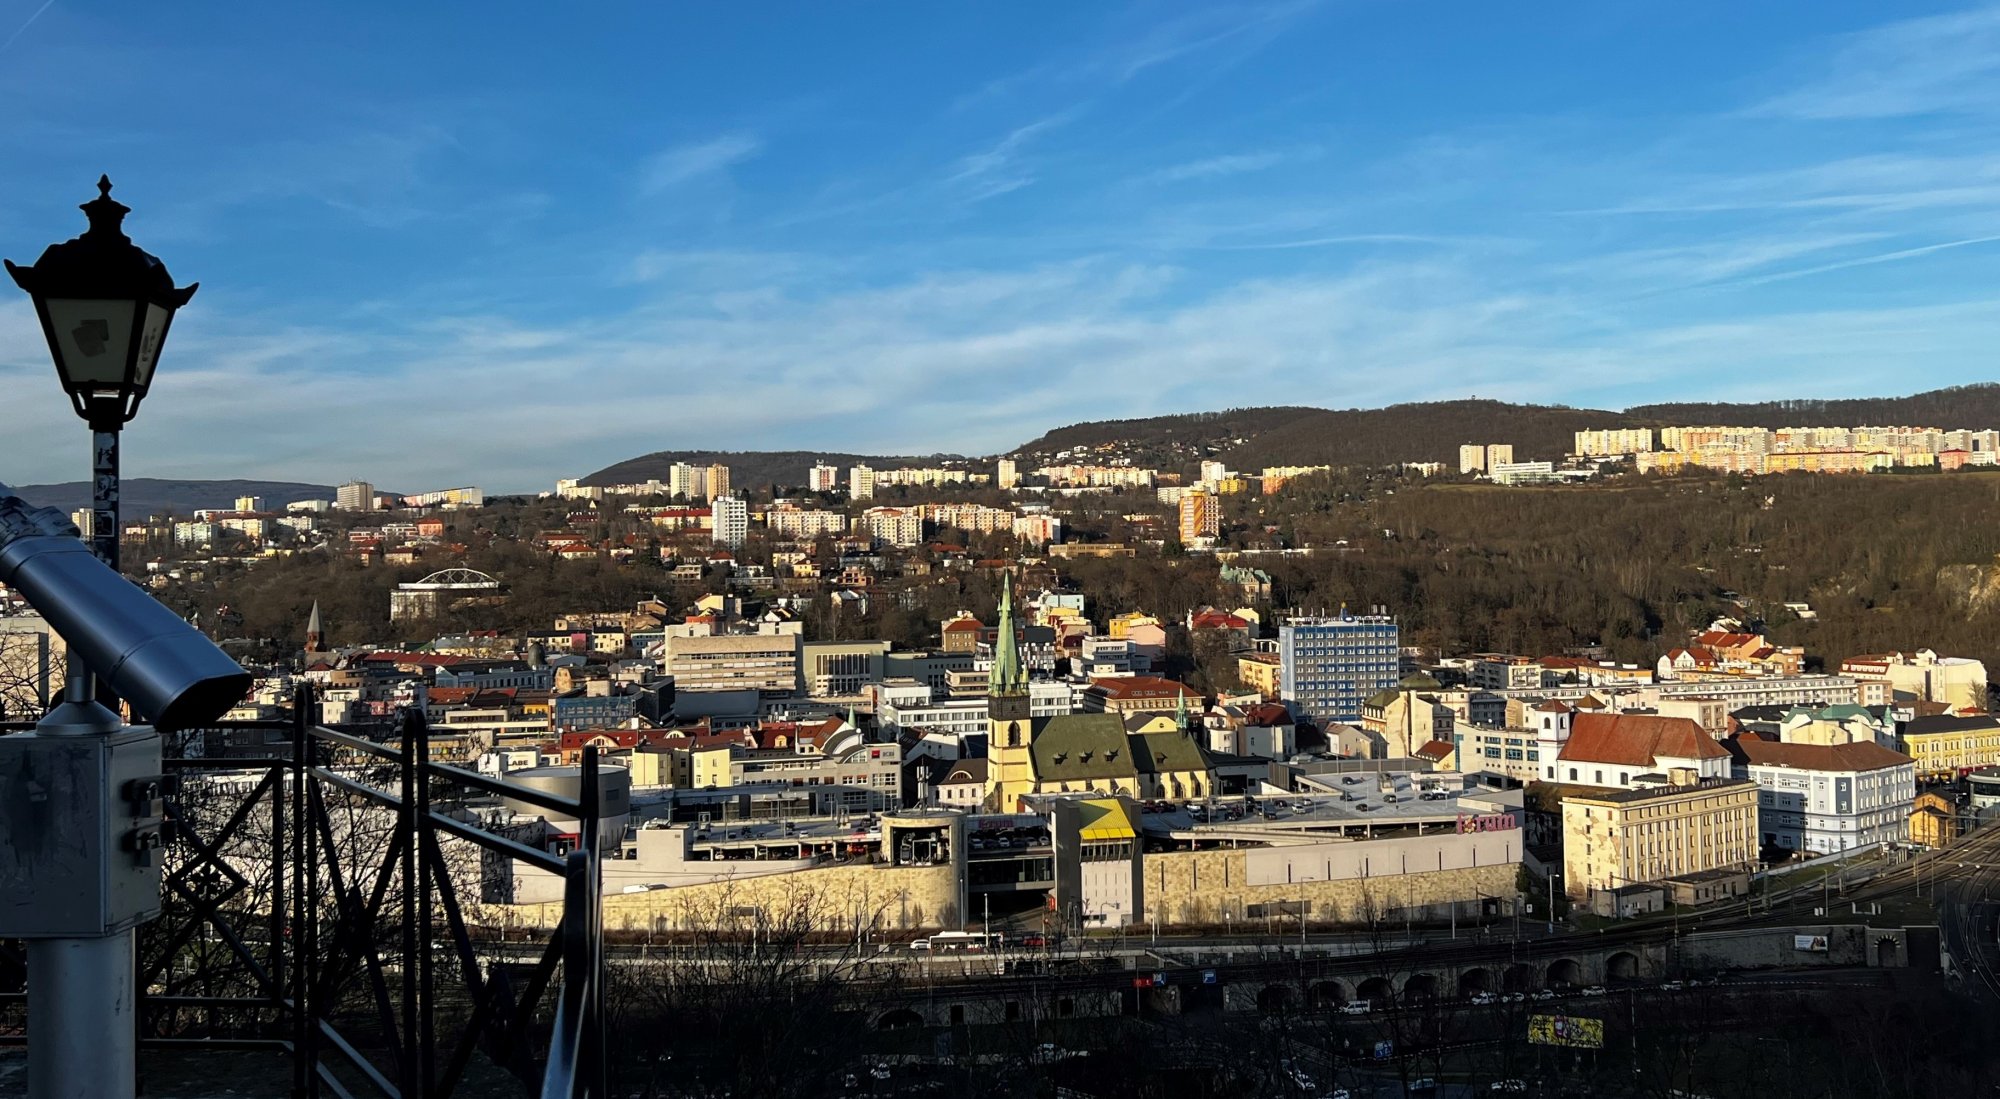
<box><xmin>6</xmin><ymin>176</ymin><xmax>197</xmax><ymax>705</ymax></box>
<box><xmin>5</xmin><ymin>176</ymin><xmax>198</xmax><ymax>433</ymax></box>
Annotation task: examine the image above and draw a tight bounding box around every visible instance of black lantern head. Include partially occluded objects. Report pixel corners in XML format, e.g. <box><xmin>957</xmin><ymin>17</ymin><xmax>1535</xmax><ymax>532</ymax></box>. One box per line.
<box><xmin>5</xmin><ymin>176</ymin><xmax>198</xmax><ymax>431</ymax></box>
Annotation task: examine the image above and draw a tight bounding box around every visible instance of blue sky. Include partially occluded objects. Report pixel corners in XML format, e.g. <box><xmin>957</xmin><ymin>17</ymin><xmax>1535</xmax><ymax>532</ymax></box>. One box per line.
<box><xmin>5</xmin><ymin>2</ymin><xmax>2000</xmax><ymax>491</ymax></box>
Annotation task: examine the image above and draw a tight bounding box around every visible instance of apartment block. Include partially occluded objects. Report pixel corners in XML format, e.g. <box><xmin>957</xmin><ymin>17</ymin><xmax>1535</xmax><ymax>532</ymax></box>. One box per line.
<box><xmin>1278</xmin><ymin>615</ymin><xmax>1400</xmax><ymax>727</ymax></box>
<box><xmin>1562</xmin><ymin>778</ymin><xmax>1758</xmax><ymax>906</ymax></box>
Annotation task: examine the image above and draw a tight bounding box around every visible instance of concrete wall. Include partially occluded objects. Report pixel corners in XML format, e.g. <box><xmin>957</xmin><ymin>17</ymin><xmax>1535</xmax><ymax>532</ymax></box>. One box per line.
<box><xmin>1679</xmin><ymin>924</ymin><xmax>1908</xmax><ymax>970</ymax></box>
<box><xmin>1143</xmin><ymin>842</ymin><xmax>1520</xmax><ymax>927</ymax></box>
<box><xmin>502</xmin><ymin>860</ymin><xmax>959</xmax><ymax>933</ymax></box>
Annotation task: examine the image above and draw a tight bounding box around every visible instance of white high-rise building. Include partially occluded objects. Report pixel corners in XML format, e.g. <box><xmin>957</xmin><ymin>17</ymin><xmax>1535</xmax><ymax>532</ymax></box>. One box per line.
<box><xmin>1458</xmin><ymin>445</ymin><xmax>1485</xmax><ymax>474</ymax></box>
<box><xmin>849</xmin><ymin>465</ymin><xmax>877</xmax><ymax>501</ymax></box>
<box><xmin>996</xmin><ymin>458</ymin><xmax>1020</xmax><ymax>489</ymax></box>
<box><xmin>809</xmin><ymin>463</ymin><xmax>841</xmax><ymax>492</ymax></box>
<box><xmin>336</xmin><ymin>480</ymin><xmax>376</xmax><ymax>511</ymax></box>
<box><xmin>710</xmin><ymin>495</ymin><xmax>748</xmax><ymax>548</ymax></box>
<box><xmin>669</xmin><ymin>462</ymin><xmax>707</xmax><ymax>501</ymax></box>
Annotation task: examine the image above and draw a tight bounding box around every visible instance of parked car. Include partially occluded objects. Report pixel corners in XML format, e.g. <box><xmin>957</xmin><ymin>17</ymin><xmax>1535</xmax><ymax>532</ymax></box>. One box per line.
<box><xmin>1660</xmin><ymin>980</ymin><xmax>1685</xmax><ymax>991</ymax></box>
<box><xmin>1581</xmin><ymin>985</ymin><xmax>1609</xmax><ymax>997</ymax></box>
<box><xmin>1490</xmin><ymin>1080</ymin><xmax>1528</xmax><ymax>1093</ymax></box>
<box><xmin>1469</xmin><ymin>991</ymin><xmax>1498</xmax><ymax>1005</ymax></box>
<box><xmin>1410</xmin><ymin>1079</ymin><xmax>1438</xmax><ymax>1093</ymax></box>
<box><xmin>1341</xmin><ymin>1000</ymin><xmax>1373</xmax><ymax>1015</ymax></box>
<box><xmin>1531</xmin><ymin>989</ymin><xmax>1557</xmax><ymax>1001</ymax></box>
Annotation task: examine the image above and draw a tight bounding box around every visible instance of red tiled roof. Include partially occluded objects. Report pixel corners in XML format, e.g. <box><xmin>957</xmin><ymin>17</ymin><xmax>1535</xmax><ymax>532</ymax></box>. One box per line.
<box><xmin>1415</xmin><ymin>740</ymin><xmax>1454</xmax><ymax>761</ymax></box>
<box><xmin>1244</xmin><ymin>703</ymin><xmax>1293</xmax><ymax>726</ymax></box>
<box><xmin>1697</xmin><ymin>631</ymin><xmax>1760</xmax><ymax>649</ymax></box>
<box><xmin>1558</xmin><ymin>713</ymin><xmax>1730</xmax><ymax>768</ymax></box>
<box><xmin>1190</xmin><ymin>610</ymin><xmax>1252</xmax><ymax>630</ymax></box>
<box><xmin>1089</xmin><ymin>675</ymin><xmax>1201</xmax><ymax>701</ymax></box>
<box><xmin>1727</xmin><ymin>736</ymin><xmax>1912</xmax><ymax>772</ymax></box>
<box><xmin>942</xmin><ymin>618</ymin><xmax>984</xmax><ymax>633</ymax></box>
<box><xmin>1532</xmin><ymin>700</ymin><xmax>1573</xmax><ymax>713</ymax></box>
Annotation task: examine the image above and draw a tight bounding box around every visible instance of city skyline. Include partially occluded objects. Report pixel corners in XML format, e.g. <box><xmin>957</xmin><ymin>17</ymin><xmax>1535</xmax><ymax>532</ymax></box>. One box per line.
<box><xmin>7</xmin><ymin>3</ymin><xmax>2000</xmax><ymax>491</ymax></box>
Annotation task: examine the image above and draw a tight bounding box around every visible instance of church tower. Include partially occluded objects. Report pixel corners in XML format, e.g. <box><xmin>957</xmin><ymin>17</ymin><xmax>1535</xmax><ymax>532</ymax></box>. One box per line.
<box><xmin>985</xmin><ymin>573</ymin><xmax>1035</xmax><ymax>810</ymax></box>
<box><xmin>304</xmin><ymin>601</ymin><xmax>325</xmax><ymax>657</ymax></box>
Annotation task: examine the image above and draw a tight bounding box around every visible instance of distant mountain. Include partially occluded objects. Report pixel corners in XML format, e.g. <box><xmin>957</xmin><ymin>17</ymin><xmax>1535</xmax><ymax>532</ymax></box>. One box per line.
<box><xmin>584</xmin><ymin>450</ymin><xmax>968</xmax><ymax>492</ymax></box>
<box><xmin>6</xmin><ymin>479</ymin><xmax>336</xmax><ymax>517</ymax></box>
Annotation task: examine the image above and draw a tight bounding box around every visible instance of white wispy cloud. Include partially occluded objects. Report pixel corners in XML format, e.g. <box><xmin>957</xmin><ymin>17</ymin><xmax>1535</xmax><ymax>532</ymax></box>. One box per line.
<box><xmin>1141</xmin><ymin>151</ymin><xmax>1288</xmax><ymax>184</ymax></box>
<box><xmin>1754</xmin><ymin>4</ymin><xmax>2000</xmax><ymax>120</ymax></box>
<box><xmin>638</xmin><ymin>133</ymin><xmax>763</xmax><ymax>193</ymax></box>
<box><xmin>946</xmin><ymin>112</ymin><xmax>1075</xmax><ymax>201</ymax></box>
<box><xmin>1727</xmin><ymin>234</ymin><xmax>2000</xmax><ymax>287</ymax></box>
<box><xmin>20</xmin><ymin>237</ymin><xmax>2000</xmax><ymax>494</ymax></box>
<box><xmin>0</xmin><ymin>0</ymin><xmax>56</xmax><ymax>56</ymax></box>
<box><xmin>1110</xmin><ymin>1</ymin><xmax>1320</xmax><ymax>83</ymax></box>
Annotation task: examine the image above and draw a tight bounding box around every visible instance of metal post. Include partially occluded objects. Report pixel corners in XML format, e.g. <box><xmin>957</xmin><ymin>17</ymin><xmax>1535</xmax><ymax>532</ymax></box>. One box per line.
<box><xmin>399</xmin><ymin>712</ymin><xmax>421</xmax><ymax>1099</ymax></box>
<box><xmin>21</xmin><ymin>693</ymin><xmax>137</xmax><ymax>1099</ymax></box>
<box><xmin>415</xmin><ymin>711</ymin><xmax>436</xmax><ymax>1098</ymax></box>
<box><xmin>291</xmin><ymin>685</ymin><xmax>315</xmax><ymax>1099</ymax></box>
<box><xmin>27</xmin><ymin>934</ymin><xmax>136</xmax><ymax>1099</ymax></box>
<box><xmin>89</xmin><ymin>428</ymin><xmax>119</xmax><ymax>714</ymax></box>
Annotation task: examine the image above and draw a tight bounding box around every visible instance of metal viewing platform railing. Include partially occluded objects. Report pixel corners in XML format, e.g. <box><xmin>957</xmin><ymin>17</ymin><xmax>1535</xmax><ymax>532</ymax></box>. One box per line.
<box><xmin>0</xmin><ymin>683</ymin><xmax>607</xmax><ymax>1098</ymax></box>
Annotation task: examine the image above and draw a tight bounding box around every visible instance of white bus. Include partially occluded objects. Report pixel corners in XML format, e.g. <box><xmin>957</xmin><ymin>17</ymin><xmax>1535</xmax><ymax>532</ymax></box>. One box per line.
<box><xmin>909</xmin><ymin>931</ymin><xmax>1004</xmax><ymax>952</ymax></box>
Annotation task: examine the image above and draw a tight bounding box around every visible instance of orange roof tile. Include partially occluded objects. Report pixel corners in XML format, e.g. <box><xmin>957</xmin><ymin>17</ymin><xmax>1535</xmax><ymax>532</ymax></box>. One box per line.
<box><xmin>1558</xmin><ymin>713</ymin><xmax>1729</xmax><ymax>768</ymax></box>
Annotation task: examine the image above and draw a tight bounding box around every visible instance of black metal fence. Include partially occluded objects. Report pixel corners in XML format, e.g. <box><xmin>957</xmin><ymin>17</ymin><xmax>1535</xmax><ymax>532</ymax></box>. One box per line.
<box><xmin>1</xmin><ymin>684</ymin><xmax>606</xmax><ymax>1098</ymax></box>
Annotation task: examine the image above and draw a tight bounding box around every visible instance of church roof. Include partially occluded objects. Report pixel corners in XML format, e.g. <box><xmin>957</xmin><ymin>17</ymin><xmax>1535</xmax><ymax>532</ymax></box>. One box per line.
<box><xmin>990</xmin><ymin>573</ymin><xmax>1027</xmax><ymax>697</ymax></box>
<box><xmin>1558</xmin><ymin>713</ymin><xmax>1729</xmax><ymax>767</ymax></box>
<box><xmin>1129</xmin><ymin>730</ymin><xmax>1209</xmax><ymax>775</ymax></box>
<box><xmin>1029</xmin><ymin>713</ymin><xmax>1138</xmax><ymax>782</ymax></box>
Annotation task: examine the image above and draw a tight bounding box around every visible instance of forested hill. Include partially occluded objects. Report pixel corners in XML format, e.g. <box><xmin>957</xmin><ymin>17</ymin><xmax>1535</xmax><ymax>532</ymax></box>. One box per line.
<box><xmin>1624</xmin><ymin>384</ymin><xmax>2000</xmax><ymax>430</ymax></box>
<box><xmin>1009</xmin><ymin>385</ymin><xmax>2000</xmax><ymax>471</ymax></box>
<box><xmin>1007</xmin><ymin>401</ymin><xmax>1622</xmax><ymax>470</ymax></box>
<box><xmin>584</xmin><ymin>450</ymin><xmax>965</xmax><ymax>492</ymax></box>
<box><xmin>584</xmin><ymin>385</ymin><xmax>2000</xmax><ymax>486</ymax></box>
<box><xmin>9</xmin><ymin>479</ymin><xmax>336</xmax><ymax>516</ymax></box>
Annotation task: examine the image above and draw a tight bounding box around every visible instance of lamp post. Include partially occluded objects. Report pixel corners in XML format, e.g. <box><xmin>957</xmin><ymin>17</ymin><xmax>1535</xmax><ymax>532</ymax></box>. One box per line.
<box><xmin>4</xmin><ymin>176</ymin><xmax>196</xmax><ymax>1099</ymax></box>
<box><xmin>6</xmin><ymin>176</ymin><xmax>198</xmax><ymax>714</ymax></box>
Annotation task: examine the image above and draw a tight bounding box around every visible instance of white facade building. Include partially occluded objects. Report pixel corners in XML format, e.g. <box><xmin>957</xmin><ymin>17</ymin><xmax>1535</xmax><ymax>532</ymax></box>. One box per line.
<box><xmin>710</xmin><ymin>495</ymin><xmax>748</xmax><ymax>548</ymax></box>
<box><xmin>1729</xmin><ymin>739</ymin><xmax>1915</xmax><ymax>855</ymax></box>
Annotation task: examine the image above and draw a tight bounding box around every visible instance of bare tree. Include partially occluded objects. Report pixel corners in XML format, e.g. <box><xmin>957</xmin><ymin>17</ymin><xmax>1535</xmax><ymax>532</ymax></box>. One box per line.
<box><xmin>605</xmin><ymin>883</ymin><xmax>899</xmax><ymax>1099</ymax></box>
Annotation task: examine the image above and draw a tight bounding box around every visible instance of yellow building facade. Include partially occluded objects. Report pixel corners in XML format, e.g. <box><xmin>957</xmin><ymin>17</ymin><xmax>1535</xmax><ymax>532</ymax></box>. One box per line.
<box><xmin>1562</xmin><ymin>778</ymin><xmax>1758</xmax><ymax>902</ymax></box>
<box><xmin>1900</xmin><ymin>716</ymin><xmax>2000</xmax><ymax>780</ymax></box>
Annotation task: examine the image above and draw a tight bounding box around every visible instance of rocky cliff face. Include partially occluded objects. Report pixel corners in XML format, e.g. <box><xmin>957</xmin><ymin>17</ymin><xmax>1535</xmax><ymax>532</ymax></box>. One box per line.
<box><xmin>1937</xmin><ymin>561</ymin><xmax>2000</xmax><ymax>615</ymax></box>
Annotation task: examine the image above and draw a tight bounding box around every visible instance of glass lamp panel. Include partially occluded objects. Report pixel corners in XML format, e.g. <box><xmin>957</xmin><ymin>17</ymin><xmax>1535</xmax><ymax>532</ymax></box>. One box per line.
<box><xmin>43</xmin><ymin>298</ymin><xmax>137</xmax><ymax>387</ymax></box>
<box><xmin>132</xmin><ymin>303</ymin><xmax>171</xmax><ymax>389</ymax></box>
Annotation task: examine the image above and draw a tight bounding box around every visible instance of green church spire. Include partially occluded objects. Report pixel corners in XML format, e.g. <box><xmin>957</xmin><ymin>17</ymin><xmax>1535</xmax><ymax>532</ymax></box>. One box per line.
<box><xmin>991</xmin><ymin>572</ymin><xmax>1028</xmax><ymax>697</ymax></box>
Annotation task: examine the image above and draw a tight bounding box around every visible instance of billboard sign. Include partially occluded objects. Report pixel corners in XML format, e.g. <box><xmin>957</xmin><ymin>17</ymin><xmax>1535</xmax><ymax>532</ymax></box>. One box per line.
<box><xmin>1528</xmin><ymin>1014</ymin><xmax>1605</xmax><ymax>1049</ymax></box>
<box><xmin>1794</xmin><ymin>934</ymin><xmax>1829</xmax><ymax>953</ymax></box>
